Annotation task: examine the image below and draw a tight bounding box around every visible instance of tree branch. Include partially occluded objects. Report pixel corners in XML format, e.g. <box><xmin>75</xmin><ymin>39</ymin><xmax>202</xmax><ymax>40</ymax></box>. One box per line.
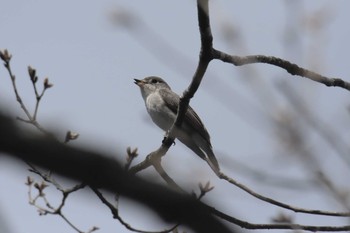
<box><xmin>218</xmin><ymin>172</ymin><xmax>350</xmax><ymax>217</ymax></box>
<box><xmin>212</xmin><ymin>50</ymin><xmax>350</xmax><ymax>91</ymax></box>
<box><xmin>91</xmin><ymin>187</ymin><xmax>179</xmax><ymax>233</ymax></box>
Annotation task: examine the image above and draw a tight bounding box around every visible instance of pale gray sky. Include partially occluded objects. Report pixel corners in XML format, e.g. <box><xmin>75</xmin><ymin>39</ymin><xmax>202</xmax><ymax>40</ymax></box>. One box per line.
<box><xmin>1</xmin><ymin>1</ymin><xmax>350</xmax><ymax>233</ymax></box>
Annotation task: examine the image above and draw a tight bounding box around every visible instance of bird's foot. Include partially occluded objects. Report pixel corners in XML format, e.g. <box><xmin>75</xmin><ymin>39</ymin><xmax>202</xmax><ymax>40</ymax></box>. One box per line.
<box><xmin>162</xmin><ymin>136</ymin><xmax>176</xmax><ymax>146</ymax></box>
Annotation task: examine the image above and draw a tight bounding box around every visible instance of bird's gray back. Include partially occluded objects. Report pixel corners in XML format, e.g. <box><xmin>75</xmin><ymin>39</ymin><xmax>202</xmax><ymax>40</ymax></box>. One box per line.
<box><xmin>159</xmin><ymin>88</ymin><xmax>212</xmax><ymax>147</ymax></box>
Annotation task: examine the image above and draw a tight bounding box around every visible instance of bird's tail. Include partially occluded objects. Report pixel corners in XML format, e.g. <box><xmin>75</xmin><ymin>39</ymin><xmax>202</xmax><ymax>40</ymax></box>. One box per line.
<box><xmin>205</xmin><ymin>150</ymin><xmax>221</xmax><ymax>177</ymax></box>
<box><xmin>178</xmin><ymin>137</ymin><xmax>221</xmax><ymax>176</ymax></box>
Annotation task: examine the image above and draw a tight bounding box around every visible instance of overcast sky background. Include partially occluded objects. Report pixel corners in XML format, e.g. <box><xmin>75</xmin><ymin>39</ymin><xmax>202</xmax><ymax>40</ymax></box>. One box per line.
<box><xmin>1</xmin><ymin>1</ymin><xmax>350</xmax><ymax>233</ymax></box>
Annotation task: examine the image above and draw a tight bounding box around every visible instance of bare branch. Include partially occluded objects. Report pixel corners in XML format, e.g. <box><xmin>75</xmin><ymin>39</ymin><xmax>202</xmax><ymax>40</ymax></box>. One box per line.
<box><xmin>212</xmin><ymin>50</ymin><xmax>350</xmax><ymax>91</ymax></box>
<box><xmin>208</xmin><ymin>204</ymin><xmax>350</xmax><ymax>232</ymax></box>
<box><xmin>91</xmin><ymin>187</ymin><xmax>179</xmax><ymax>233</ymax></box>
<box><xmin>0</xmin><ymin>50</ymin><xmax>50</xmax><ymax>134</ymax></box>
<box><xmin>219</xmin><ymin>172</ymin><xmax>350</xmax><ymax>217</ymax></box>
<box><xmin>26</xmin><ymin>175</ymin><xmax>89</xmax><ymax>233</ymax></box>
<box><xmin>1</xmin><ymin>51</ymin><xmax>33</xmax><ymax>121</ymax></box>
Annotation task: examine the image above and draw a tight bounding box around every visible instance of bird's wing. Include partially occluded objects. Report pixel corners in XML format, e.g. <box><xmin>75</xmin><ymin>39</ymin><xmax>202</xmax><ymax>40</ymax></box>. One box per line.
<box><xmin>159</xmin><ymin>88</ymin><xmax>212</xmax><ymax>146</ymax></box>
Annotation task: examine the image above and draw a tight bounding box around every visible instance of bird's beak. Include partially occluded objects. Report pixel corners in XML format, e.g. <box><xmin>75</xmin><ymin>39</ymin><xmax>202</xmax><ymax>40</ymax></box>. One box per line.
<box><xmin>134</xmin><ymin>79</ymin><xmax>144</xmax><ymax>86</ymax></box>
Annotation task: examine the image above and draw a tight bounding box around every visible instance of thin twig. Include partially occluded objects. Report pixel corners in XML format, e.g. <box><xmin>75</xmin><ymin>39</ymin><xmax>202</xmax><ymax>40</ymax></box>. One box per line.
<box><xmin>207</xmin><ymin>203</ymin><xmax>350</xmax><ymax>232</ymax></box>
<box><xmin>33</xmin><ymin>88</ymin><xmax>46</xmax><ymax>120</ymax></box>
<box><xmin>2</xmin><ymin>52</ymin><xmax>32</xmax><ymax>120</ymax></box>
<box><xmin>218</xmin><ymin>172</ymin><xmax>350</xmax><ymax>217</ymax></box>
<box><xmin>0</xmin><ymin>50</ymin><xmax>49</xmax><ymax>134</ymax></box>
<box><xmin>26</xmin><ymin>175</ymin><xmax>89</xmax><ymax>233</ymax></box>
<box><xmin>91</xmin><ymin>187</ymin><xmax>179</xmax><ymax>233</ymax></box>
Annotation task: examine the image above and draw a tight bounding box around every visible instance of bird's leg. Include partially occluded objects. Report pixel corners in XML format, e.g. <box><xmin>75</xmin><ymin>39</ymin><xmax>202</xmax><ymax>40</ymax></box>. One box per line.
<box><xmin>162</xmin><ymin>131</ymin><xmax>176</xmax><ymax>146</ymax></box>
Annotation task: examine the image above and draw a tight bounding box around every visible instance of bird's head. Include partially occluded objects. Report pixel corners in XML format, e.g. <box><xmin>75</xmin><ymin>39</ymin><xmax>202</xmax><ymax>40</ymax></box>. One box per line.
<box><xmin>134</xmin><ymin>76</ymin><xmax>171</xmax><ymax>97</ymax></box>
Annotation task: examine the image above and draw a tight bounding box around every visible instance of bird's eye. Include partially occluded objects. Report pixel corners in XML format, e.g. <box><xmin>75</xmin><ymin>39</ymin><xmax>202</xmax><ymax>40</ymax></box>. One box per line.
<box><xmin>151</xmin><ymin>79</ymin><xmax>158</xmax><ymax>84</ymax></box>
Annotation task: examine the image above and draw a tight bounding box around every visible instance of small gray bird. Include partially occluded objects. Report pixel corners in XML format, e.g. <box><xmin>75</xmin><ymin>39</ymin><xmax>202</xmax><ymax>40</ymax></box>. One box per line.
<box><xmin>134</xmin><ymin>76</ymin><xmax>220</xmax><ymax>175</ymax></box>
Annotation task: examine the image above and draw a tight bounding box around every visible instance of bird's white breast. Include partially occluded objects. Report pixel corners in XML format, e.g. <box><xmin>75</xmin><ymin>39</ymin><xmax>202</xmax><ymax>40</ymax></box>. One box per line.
<box><xmin>145</xmin><ymin>91</ymin><xmax>175</xmax><ymax>131</ymax></box>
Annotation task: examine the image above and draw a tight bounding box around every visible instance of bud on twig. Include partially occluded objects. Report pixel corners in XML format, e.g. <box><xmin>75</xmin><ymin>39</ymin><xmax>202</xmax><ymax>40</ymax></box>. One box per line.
<box><xmin>199</xmin><ymin>181</ymin><xmax>214</xmax><ymax>193</ymax></box>
<box><xmin>43</xmin><ymin>77</ymin><xmax>53</xmax><ymax>89</ymax></box>
<box><xmin>25</xmin><ymin>176</ymin><xmax>34</xmax><ymax>186</ymax></box>
<box><xmin>0</xmin><ymin>49</ymin><xmax>12</xmax><ymax>63</ymax></box>
<box><xmin>87</xmin><ymin>226</ymin><xmax>100</xmax><ymax>233</ymax></box>
<box><xmin>34</xmin><ymin>181</ymin><xmax>49</xmax><ymax>196</ymax></box>
<box><xmin>126</xmin><ymin>147</ymin><xmax>138</xmax><ymax>163</ymax></box>
<box><xmin>65</xmin><ymin>130</ymin><xmax>80</xmax><ymax>143</ymax></box>
<box><xmin>271</xmin><ymin>212</ymin><xmax>293</xmax><ymax>223</ymax></box>
<box><xmin>28</xmin><ymin>66</ymin><xmax>38</xmax><ymax>83</ymax></box>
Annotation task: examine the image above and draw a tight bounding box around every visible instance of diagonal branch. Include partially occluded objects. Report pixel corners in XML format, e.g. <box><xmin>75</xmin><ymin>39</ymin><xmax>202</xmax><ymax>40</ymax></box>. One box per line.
<box><xmin>207</xmin><ymin>204</ymin><xmax>350</xmax><ymax>232</ymax></box>
<box><xmin>172</xmin><ymin>0</ymin><xmax>212</xmax><ymax>129</ymax></box>
<box><xmin>219</xmin><ymin>172</ymin><xmax>350</xmax><ymax>217</ymax></box>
